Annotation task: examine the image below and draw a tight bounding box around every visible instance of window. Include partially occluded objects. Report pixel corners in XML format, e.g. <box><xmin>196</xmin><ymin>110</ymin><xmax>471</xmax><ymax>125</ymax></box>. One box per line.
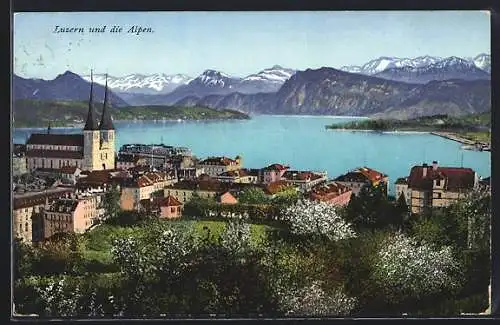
<box><xmin>25</xmin><ymin>223</ymin><xmax>28</xmax><ymax>232</ymax></box>
<box><xmin>437</xmin><ymin>193</ymin><xmax>442</xmax><ymax>199</ymax></box>
<box><xmin>171</xmin><ymin>207</ymin><xmax>175</xmax><ymax>213</ymax></box>
<box><xmin>436</xmin><ymin>180</ymin><xmax>441</xmax><ymax>187</ymax></box>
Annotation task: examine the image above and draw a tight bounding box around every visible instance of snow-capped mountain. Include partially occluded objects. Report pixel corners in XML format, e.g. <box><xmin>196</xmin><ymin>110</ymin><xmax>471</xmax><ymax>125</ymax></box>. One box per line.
<box><xmin>340</xmin><ymin>55</ymin><xmax>443</xmax><ymax>75</ymax></box>
<box><xmin>82</xmin><ymin>73</ymin><xmax>192</xmax><ymax>95</ymax></box>
<box><xmin>340</xmin><ymin>54</ymin><xmax>490</xmax><ymax>76</ymax></box>
<box><xmin>238</xmin><ymin>65</ymin><xmax>296</xmax><ymax>93</ymax></box>
<box><xmin>472</xmin><ymin>53</ymin><xmax>491</xmax><ymax>73</ymax></box>
<box><xmin>373</xmin><ymin>56</ymin><xmax>490</xmax><ymax>84</ymax></box>
<box><xmin>187</xmin><ymin>69</ymin><xmax>242</xmax><ymax>89</ymax></box>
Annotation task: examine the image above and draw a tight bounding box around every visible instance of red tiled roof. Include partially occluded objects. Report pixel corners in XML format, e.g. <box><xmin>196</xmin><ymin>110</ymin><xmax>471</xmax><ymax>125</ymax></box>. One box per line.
<box><xmin>356</xmin><ymin>167</ymin><xmax>387</xmax><ymax>183</ymax></box>
<box><xmin>264</xmin><ymin>181</ymin><xmax>294</xmax><ymax>195</ymax></box>
<box><xmin>76</xmin><ymin>170</ymin><xmax>113</xmax><ymax>186</ymax></box>
<box><xmin>26</xmin><ymin>149</ymin><xmax>84</xmax><ymax>159</ymax></box>
<box><xmin>283</xmin><ymin>171</ymin><xmax>325</xmax><ymax>182</ymax></box>
<box><xmin>408</xmin><ymin>165</ymin><xmax>476</xmax><ymax>191</ymax></box>
<box><xmin>159</xmin><ymin>195</ymin><xmax>182</xmax><ymax>207</ymax></box>
<box><xmin>309</xmin><ymin>181</ymin><xmax>351</xmax><ymax>199</ymax></box>
<box><xmin>26</xmin><ymin>134</ymin><xmax>84</xmax><ymax>147</ymax></box>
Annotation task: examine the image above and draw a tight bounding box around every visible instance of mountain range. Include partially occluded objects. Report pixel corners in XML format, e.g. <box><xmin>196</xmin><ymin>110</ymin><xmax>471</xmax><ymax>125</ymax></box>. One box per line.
<box><xmin>13</xmin><ymin>71</ymin><xmax>128</xmax><ymax>107</ymax></box>
<box><xmin>175</xmin><ymin>68</ymin><xmax>490</xmax><ymax>119</ymax></box>
<box><xmin>13</xmin><ymin>53</ymin><xmax>490</xmax><ymax>119</ymax></box>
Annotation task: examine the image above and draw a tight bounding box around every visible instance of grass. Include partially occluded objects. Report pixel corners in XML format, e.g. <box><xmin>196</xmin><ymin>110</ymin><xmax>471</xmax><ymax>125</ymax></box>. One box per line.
<box><xmin>458</xmin><ymin>131</ymin><xmax>491</xmax><ymax>144</ymax></box>
<box><xmin>79</xmin><ymin>219</ymin><xmax>272</xmax><ymax>267</ymax></box>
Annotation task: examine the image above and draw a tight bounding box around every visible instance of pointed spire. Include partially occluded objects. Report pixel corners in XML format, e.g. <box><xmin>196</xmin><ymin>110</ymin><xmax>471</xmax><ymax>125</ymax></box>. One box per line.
<box><xmin>99</xmin><ymin>73</ymin><xmax>115</xmax><ymax>130</ymax></box>
<box><xmin>84</xmin><ymin>69</ymin><xmax>99</xmax><ymax>130</ymax></box>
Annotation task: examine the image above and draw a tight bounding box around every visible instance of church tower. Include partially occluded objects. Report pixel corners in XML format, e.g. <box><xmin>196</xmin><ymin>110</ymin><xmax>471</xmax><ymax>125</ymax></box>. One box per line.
<box><xmin>98</xmin><ymin>74</ymin><xmax>116</xmax><ymax>170</ymax></box>
<box><xmin>83</xmin><ymin>70</ymin><xmax>101</xmax><ymax>171</ymax></box>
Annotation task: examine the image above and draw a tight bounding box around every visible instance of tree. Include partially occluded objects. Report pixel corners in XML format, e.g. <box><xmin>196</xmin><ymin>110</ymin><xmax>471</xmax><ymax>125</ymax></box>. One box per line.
<box><xmin>275</xmin><ymin>281</ymin><xmax>357</xmax><ymax>317</ymax></box>
<box><xmin>238</xmin><ymin>187</ymin><xmax>269</xmax><ymax>205</ymax></box>
<box><xmin>280</xmin><ymin>200</ymin><xmax>356</xmax><ymax>241</ymax></box>
<box><xmin>271</xmin><ymin>188</ymin><xmax>300</xmax><ymax>206</ymax></box>
<box><xmin>373</xmin><ymin>232</ymin><xmax>463</xmax><ymax>305</ymax></box>
<box><xmin>102</xmin><ymin>186</ymin><xmax>121</xmax><ymax>223</ymax></box>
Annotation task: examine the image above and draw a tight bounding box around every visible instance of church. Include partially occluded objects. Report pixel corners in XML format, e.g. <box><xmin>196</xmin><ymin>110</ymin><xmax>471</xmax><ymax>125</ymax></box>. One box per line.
<box><xmin>25</xmin><ymin>72</ymin><xmax>116</xmax><ymax>172</ymax></box>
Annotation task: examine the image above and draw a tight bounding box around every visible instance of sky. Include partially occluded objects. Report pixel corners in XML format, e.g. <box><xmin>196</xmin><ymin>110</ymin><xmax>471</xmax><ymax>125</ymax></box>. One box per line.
<box><xmin>13</xmin><ymin>11</ymin><xmax>491</xmax><ymax>79</ymax></box>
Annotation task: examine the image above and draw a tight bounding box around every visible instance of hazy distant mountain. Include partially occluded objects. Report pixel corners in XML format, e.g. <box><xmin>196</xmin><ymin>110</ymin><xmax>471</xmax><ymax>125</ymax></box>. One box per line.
<box><xmin>82</xmin><ymin>73</ymin><xmax>192</xmax><ymax>95</ymax></box>
<box><xmin>177</xmin><ymin>67</ymin><xmax>490</xmax><ymax>118</ymax></box>
<box><xmin>340</xmin><ymin>55</ymin><xmax>444</xmax><ymax>75</ymax></box>
<box><xmin>13</xmin><ymin>71</ymin><xmax>129</xmax><ymax>107</ymax></box>
<box><xmin>373</xmin><ymin>56</ymin><xmax>490</xmax><ymax>84</ymax></box>
<box><xmin>340</xmin><ymin>54</ymin><xmax>491</xmax><ymax>76</ymax></box>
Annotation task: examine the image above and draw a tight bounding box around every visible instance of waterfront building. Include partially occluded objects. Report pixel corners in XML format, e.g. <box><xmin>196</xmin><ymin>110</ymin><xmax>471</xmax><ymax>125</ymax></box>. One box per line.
<box><xmin>262</xmin><ymin>164</ymin><xmax>289</xmax><ymax>184</ymax></box>
<box><xmin>334</xmin><ymin>166</ymin><xmax>389</xmax><ymax>196</ymax></box>
<box><xmin>197</xmin><ymin>156</ymin><xmax>243</xmax><ymax>177</ymax></box>
<box><xmin>398</xmin><ymin>161</ymin><xmax>479</xmax><ymax>214</ymax></box>
<box><xmin>283</xmin><ymin>170</ymin><xmax>328</xmax><ymax>192</ymax></box>
<box><xmin>309</xmin><ymin>181</ymin><xmax>352</xmax><ymax>207</ymax></box>
<box><xmin>24</xmin><ymin>72</ymin><xmax>115</xmax><ymax>172</ymax></box>
<box><xmin>165</xmin><ymin>179</ymin><xmax>258</xmax><ymax>203</ymax></box>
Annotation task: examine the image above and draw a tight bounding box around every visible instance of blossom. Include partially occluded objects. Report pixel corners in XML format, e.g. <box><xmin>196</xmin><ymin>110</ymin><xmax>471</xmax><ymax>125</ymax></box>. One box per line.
<box><xmin>219</xmin><ymin>221</ymin><xmax>251</xmax><ymax>253</ymax></box>
<box><xmin>374</xmin><ymin>232</ymin><xmax>462</xmax><ymax>300</ymax></box>
<box><xmin>281</xmin><ymin>200</ymin><xmax>356</xmax><ymax>241</ymax></box>
<box><xmin>275</xmin><ymin>280</ymin><xmax>357</xmax><ymax>316</ymax></box>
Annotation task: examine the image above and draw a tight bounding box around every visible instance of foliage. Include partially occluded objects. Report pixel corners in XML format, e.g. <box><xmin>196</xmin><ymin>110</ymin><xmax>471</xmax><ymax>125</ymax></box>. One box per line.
<box><xmin>280</xmin><ymin>200</ymin><xmax>356</xmax><ymax>241</ymax></box>
<box><xmin>13</xmin><ymin>99</ymin><xmax>250</xmax><ymax>128</ymax></box>
<box><xmin>276</xmin><ymin>281</ymin><xmax>357</xmax><ymax>317</ymax></box>
<box><xmin>373</xmin><ymin>232</ymin><xmax>463</xmax><ymax>304</ymax></box>
<box><xmin>237</xmin><ymin>187</ymin><xmax>270</xmax><ymax>205</ymax></box>
<box><xmin>344</xmin><ymin>184</ymin><xmax>405</xmax><ymax>230</ymax></box>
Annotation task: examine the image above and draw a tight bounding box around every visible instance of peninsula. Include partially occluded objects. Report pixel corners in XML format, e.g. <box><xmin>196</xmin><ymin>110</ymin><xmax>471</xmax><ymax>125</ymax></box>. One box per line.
<box><xmin>13</xmin><ymin>99</ymin><xmax>250</xmax><ymax>128</ymax></box>
<box><xmin>326</xmin><ymin>112</ymin><xmax>491</xmax><ymax>146</ymax></box>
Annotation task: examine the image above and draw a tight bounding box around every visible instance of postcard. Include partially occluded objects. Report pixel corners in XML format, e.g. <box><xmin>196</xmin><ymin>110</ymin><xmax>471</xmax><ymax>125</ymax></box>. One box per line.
<box><xmin>11</xmin><ymin>10</ymin><xmax>492</xmax><ymax>318</ymax></box>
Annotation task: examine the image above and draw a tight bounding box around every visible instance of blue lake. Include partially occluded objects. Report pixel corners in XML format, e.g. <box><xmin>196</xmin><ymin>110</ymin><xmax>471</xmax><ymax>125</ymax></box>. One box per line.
<box><xmin>13</xmin><ymin>115</ymin><xmax>491</xmax><ymax>195</ymax></box>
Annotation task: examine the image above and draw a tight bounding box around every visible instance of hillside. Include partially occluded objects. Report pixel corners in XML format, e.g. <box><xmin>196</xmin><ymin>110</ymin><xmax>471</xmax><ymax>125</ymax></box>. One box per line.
<box><xmin>177</xmin><ymin>68</ymin><xmax>490</xmax><ymax>118</ymax></box>
<box><xmin>12</xmin><ymin>100</ymin><xmax>250</xmax><ymax>128</ymax></box>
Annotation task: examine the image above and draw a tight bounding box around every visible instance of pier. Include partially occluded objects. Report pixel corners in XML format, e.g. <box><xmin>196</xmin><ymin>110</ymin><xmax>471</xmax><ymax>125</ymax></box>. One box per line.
<box><xmin>431</xmin><ymin>132</ymin><xmax>490</xmax><ymax>151</ymax></box>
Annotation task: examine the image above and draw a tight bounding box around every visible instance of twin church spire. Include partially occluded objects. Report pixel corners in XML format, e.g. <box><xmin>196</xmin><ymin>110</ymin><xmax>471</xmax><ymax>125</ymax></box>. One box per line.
<box><xmin>84</xmin><ymin>69</ymin><xmax>115</xmax><ymax>131</ymax></box>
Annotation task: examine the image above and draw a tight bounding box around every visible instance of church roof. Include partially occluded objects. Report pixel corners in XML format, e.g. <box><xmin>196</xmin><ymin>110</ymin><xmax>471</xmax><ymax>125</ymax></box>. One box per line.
<box><xmin>84</xmin><ymin>70</ymin><xmax>99</xmax><ymax>131</ymax></box>
<box><xmin>99</xmin><ymin>75</ymin><xmax>115</xmax><ymax>130</ymax></box>
<box><xmin>26</xmin><ymin>134</ymin><xmax>84</xmax><ymax>147</ymax></box>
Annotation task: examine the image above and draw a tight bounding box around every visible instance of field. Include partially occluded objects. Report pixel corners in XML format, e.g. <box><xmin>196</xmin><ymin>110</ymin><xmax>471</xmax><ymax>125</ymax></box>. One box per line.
<box><xmin>80</xmin><ymin>220</ymin><xmax>270</xmax><ymax>266</ymax></box>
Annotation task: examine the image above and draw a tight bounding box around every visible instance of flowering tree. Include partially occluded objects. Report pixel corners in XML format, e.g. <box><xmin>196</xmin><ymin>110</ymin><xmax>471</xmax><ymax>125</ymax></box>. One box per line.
<box><xmin>275</xmin><ymin>280</ymin><xmax>357</xmax><ymax>317</ymax></box>
<box><xmin>280</xmin><ymin>200</ymin><xmax>356</xmax><ymax>241</ymax></box>
<box><xmin>219</xmin><ymin>221</ymin><xmax>251</xmax><ymax>254</ymax></box>
<box><xmin>35</xmin><ymin>277</ymin><xmax>82</xmax><ymax>317</ymax></box>
<box><xmin>373</xmin><ymin>232</ymin><xmax>462</xmax><ymax>303</ymax></box>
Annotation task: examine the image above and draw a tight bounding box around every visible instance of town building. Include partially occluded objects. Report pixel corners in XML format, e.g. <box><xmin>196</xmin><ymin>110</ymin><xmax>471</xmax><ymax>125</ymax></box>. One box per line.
<box><xmin>43</xmin><ymin>193</ymin><xmax>105</xmax><ymax>239</ymax></box>
<box><xmin>309</xmin><ymin>181</ymin><xmax>352</xmax><ymax>207</ymax></box>
<box><xmin>334</xmin><ymin>166</ymin><xmax>389</xmax><ymax>196</ymax></box>
<box><xmin>60</xmin><ymin>166</ymin><xmax>82</xmax><ymax>185</ymax></box>
<box><xmin>214</xmin><ymin>168</ymin><xmax>260</xmax><ymax>184</ymax></box>
<box><xmin>395</xmin><ymin>177</ymin><xmax>412</xmax><ymax>206</ymax></box>
<box><xmin>197</xmin><ymin>156</ymin><xmax>243</xmax><ymax>177</ymax></box>
<box><xmin>399</xmin><ymin>161</ymin><xmax>479</xmax><ymax>214</ymax></box>
<box><xmin>262</xmin><ymin>180</ymin><xmax>298</xmax><ymax>198</ymax></box>
<box><xmin>165</xmin><ymin>179</ymin><xmax>258</xmax><ymax>204</ymax></box>
<box><xmin>283</xmin><ymin>170</ymin><xmax>328</xmax><ymax>192</ymax></box>
<box><xmin>12</xmin><ymin>144</ymin><xmax>28</xmax><ymax>177</ymax></box>
<box><xmin>177</xmin><ymin>167</ymin><xmax>205</xmax><ymax>181</ymax></box>
<box><xmin>216</xmin><ymin>191</ymin><xmax>238</xmax><ymax>204</ymax></box>
<box><xmin>262</xmin><ymin>164</ymin><xmax>290</xmax><ymax>184</ymax></box>
<box><xmin>25</xmin><ymin>72</ymin><xmax>115</xmax><ymax>172</ymax></box>
<box><xmin>116</xmin><ymin>154</ymin><xmax>148</xmax><ymax>170</ymax></box>
<box><xmin>139</xmin><ymin>195</ymin><xmax>184</xmax><ymax>219</ymax></box>
<box><xmin>120</xmin><ymin>172</ymin><xmax>176</xmax><ymax>211</ymax></box>
<box><xmin>13</xmin><ymin>187</ymin><xmax>75</xmax><ymax>244</ymax></box>
<box><xmin>118</xmin><ymin>143</ymin><xmax>192</xmax><ymax>169</ymax></box>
